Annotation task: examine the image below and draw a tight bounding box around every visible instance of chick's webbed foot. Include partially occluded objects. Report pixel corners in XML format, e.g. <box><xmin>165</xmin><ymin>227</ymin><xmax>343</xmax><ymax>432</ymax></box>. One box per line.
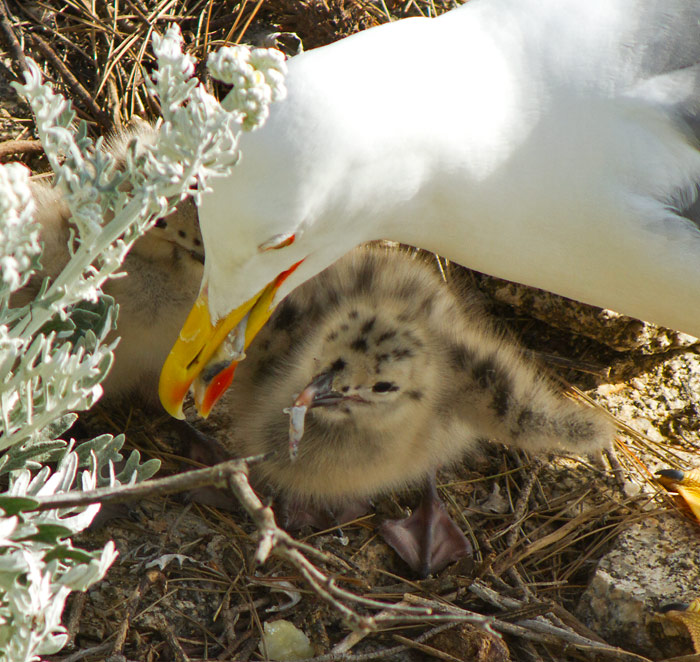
<box><xmin>380</xmin><ymin>475</ymin><xmax>472</xmax><ymax>577</ymax></box>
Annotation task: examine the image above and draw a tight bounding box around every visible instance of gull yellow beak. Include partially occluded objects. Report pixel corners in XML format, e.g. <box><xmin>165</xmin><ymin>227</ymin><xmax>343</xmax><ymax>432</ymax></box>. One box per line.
<box><xmin>158</xmin><ymin>259</ymin><xmax>304</xmax><ymax>419</ymax></box>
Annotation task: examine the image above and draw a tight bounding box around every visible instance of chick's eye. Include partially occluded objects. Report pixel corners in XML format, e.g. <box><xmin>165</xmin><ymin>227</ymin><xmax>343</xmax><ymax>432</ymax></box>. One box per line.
<box><xmin>373</xmin><ymin>381</ymin><xmax>397</xmax><ymax>393</ymax></box>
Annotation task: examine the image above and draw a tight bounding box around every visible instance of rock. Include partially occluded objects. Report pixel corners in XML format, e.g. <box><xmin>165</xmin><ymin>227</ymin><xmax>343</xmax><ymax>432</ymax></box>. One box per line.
<box><xmin>575</xmin><ymin>512</ymin><xmax>700</xmax><ymax>658</ymax></box>
<box><xmin>429</xmin><ymin>624</ymin><xmax>510</xmax><ymax>662</ymax></box>
<box><xmin>474</xmin><ymin>273</ymin><xmax>698</xmax><ymax>354</ymax></box>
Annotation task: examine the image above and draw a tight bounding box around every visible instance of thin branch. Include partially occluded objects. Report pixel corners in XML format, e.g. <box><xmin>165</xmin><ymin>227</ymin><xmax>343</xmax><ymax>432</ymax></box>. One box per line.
<box><xmin>0</xmin><ymin>0</ymin><xmax>29</xmax><ymax>76</ymax></box>
<box><xmin>505</xmin><ymin>456</ymin><xmax>544</xmax><ymax>547</ymax></box>
<box><xmin>53</xmin><ymin>642</ymin><xmax>112</xmax><ymax>662</ymax></box>
<box><xmin>27</xmin><ymin>455</ymin><xmax>269</xmax><ymax>511</ymax></box>
<box><xmin>153</xmin><ymin>613</ymin><xmax>191</xmax><ymax>662</ymax></box>
<box><xmin>0</xmin><ymin>139</ymin><xmax>44</xmax><ymax>160</ymax></box>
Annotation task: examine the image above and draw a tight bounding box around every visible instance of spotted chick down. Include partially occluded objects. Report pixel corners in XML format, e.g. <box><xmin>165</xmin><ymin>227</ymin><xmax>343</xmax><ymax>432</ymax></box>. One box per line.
<box><xmin>206</xmin><ymin>246</ymin><xmax>614</xmax><ymax>576</ymax></box>
<box><xmin>13</xmin><ymin>122</ymin><xmax>203</xmax><ymax>409</ymax></box>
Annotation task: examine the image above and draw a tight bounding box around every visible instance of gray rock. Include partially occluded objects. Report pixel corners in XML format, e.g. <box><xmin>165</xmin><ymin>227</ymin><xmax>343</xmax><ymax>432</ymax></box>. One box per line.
<box><xmin>474</xmin><ymin>273</ymin><xmax>698</xmax><ymax>354</ymax></box>
<box><xmin>576</xmin><ymin>512</ymin><xmax>699</xmax><ymax>658</ymax></box>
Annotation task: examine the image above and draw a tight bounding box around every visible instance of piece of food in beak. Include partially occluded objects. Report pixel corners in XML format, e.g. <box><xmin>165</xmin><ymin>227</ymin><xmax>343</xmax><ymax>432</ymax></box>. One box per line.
<box><xmin>283</xmin><ymin>371</ymin><xmax>341</xmax><ymax>460</ymax></box>
<box><xmin>283</xmin><ymin>405</ymin><xmax>307</xmax><ymax>460</ymax></box>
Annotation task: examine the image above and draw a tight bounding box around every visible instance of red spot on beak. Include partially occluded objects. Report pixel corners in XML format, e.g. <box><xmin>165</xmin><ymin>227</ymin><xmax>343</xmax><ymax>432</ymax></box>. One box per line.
<box><xmin>199</xmin><ymin>362</ymin><xmax>237</xmax><ymax>418</ymax></box>
<box><xmin>274</xmin><ymin>258</ymin><xmax>305</xmax><ymax>288</ymax></box>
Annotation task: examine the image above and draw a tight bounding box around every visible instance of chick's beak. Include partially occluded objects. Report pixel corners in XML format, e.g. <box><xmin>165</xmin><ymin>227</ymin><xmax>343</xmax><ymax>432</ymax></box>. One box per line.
<box><xmin>294</xmin><ymin>371</ymin><xmax>345</xmax><ymax>408</ymax></box>
<box><xmin>158</xmin><ymin>259</ymin><xmax>304</xmax><ymax>419</ymax></box>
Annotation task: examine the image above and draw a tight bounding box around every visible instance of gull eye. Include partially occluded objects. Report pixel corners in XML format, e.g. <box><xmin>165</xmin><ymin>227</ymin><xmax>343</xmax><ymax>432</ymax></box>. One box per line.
<box><xmin>258</xmin><ymin>232</ymin><xmax>296</xmax><ymax>252</ymax></box>
<box><xmin>373</xmin><ymin>381</ymin><xmax>398</xmax><ymax>393</ymax></box>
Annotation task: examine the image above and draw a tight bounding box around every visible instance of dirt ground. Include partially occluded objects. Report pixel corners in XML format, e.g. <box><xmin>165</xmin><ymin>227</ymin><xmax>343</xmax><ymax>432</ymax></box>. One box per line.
<box><xmin>1</xmin><ymin>1</ymin><xmax>699</xmax><ymax>661</ymax></box>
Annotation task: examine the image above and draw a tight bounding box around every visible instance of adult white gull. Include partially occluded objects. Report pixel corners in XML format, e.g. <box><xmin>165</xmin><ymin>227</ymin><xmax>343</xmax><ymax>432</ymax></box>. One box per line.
<box><xmin>159</xmin><ymin>0</ymin><xmax>700</xmax><ymax>418</ymax></box>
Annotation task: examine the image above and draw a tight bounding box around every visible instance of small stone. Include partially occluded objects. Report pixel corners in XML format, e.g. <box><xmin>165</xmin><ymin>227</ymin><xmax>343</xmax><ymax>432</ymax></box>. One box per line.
<box><xmin>260</xmin><ymin>619</ymin><xmax>314</xmax><ymax>661</ymax></box>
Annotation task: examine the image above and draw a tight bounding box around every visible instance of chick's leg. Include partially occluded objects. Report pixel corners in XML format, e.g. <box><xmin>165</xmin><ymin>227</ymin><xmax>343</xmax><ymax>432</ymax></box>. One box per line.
<box><xmin>282</xmin><ymin>497</ymin><xmax>370</xmax><ymax>531</ymax></box>
<box><xmin>380</xmin><ymin>474</ymin><xmax>472</xmax><ymax>577</ymax></box>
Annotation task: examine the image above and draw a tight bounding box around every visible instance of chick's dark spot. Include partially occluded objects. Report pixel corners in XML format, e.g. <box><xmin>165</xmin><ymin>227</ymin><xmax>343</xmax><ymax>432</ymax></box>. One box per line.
<box><xmin>326</xmin><ymin>288</ymin><xmax>340</xmax><ymax>307</ymax></box>
<box><xmin>392</xmin><ymin>348</ymin><xmax>413</xmax><ymax>360</ymax></box>
<box><xmin>251</xmin><ymin>356</ymin><xmax>278</xmax><ymax>384</ymax></box>
<box><xmin>376</xmin><ymin>330</ymin><xmax>396</xmax><ymax>344</ymax></box>
<box><xmin>515</xmin><ymin>407</ymin><xmax>548</xmax><ymax>436</ymax></box>
<box><xmin>473</xmin><ymin>360</ymin><xmax>511</xmax><ymax>403</ymax></box>
<box><xmin>374</xmin><ymin>353</ymin><xmax>390</xmax><ymax>372</ymax></box>
<box><xmin>326</xmin><ymin>330</ymin><xmax>339</xmax><ymax>342</ymax></box>
<box><xmin>330</xmin><ymin>358</ymin><xmax>347</xmax><ymax>372</ymax></box>
<box><xmin>449</xmin><ymin>344</ymin><xmax>474</xmax><ymax>371</ymax></box>
<box><xmin>471</xmin><ymin>359</ymin><xmax>512</xmax><ymax>419</ymax></box>
<box><xmin>178</xmin><ymin>230</ymin><xmax>186</xmax><ymax>238</ymax></box>
<box><xmin>341</xmin><ymin>386</ymin><xmax>349</xmax><ymax>393</ymax></box>
<box><xmin>472</xmin><ymin>358</ymin><xmax>494</xmax><ymax>387</ymax></box>
<box><xmin>351</xmin><ymin>337</ymin><xmax>368</xmax><ymax>353</ymax></box>
<box><xmin>562</xmin><ymin>416</ymin><xmax>596</xmax><ymax>441</ymax></box>
<box><xmin>194</xmin><ymin>238</ymin><xmax>202</xmax><ymax>246</ymax></box>
<box><xmin>155</xmin><ymin>218</ymin><xmax>167</xmax><ymax>229</ymax></box>
<box><xmin>406</xmin><ymin>389</ymin><xmax>424</xmax><ymax>400</ymax></box>
<box><xmin>354</xmin><ymin>261</ymin><xmax>375</xmax><ymax>294</ymax></box>
<box><xmin>273</xmin><ymin>300</ymin><xmax>299</xmax><ymax>331</ymax></box>
<box><xmin>398</xmin><ymin>279</ymin><xmax>421</xmax><ymax>299</ymax></box>
<box><xmin>348</xmin><ymin>310</ymin><xmax>359</xmax><ymax>319</ymax></box>
<box><xmin>361</xmin><ymin>317</ymin><xmax>376</xmax><ymax>334</ymax></box>
<box><xmin>491</xmin><ymin>383</ymin><xmax>511</xmax><ymax>419</ymax></box>
<box><xmin>517</xmin><ymin>408</ymin><xmax>533</xmax><ymax>427</ymax></box>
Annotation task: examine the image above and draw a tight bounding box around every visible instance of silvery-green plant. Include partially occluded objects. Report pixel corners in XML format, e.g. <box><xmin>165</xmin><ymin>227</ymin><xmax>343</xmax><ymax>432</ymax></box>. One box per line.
<box><xmin>0</xmin><ymin>26</ymin><xmax>286</xmax><ymax>661</ymax></box>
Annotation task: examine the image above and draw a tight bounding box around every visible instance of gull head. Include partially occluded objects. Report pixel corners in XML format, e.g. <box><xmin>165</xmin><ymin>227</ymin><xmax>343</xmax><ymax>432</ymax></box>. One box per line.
<box><xmin>157</xmin><ymin>220</ymin><xmax>315</xmax><ymax>419</ymax></box>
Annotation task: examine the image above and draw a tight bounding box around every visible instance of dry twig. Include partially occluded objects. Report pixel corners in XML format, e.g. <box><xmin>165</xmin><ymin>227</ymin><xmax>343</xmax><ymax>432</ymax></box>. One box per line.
<box><xmin>0</xmin><ymin>0</ymin><xmax>28</xmax><ymax>76</ymax></box>
<box><xmin>0</xmin><ymin>138</ymin><xmax>43</xmax><ymax>160</ymax></box>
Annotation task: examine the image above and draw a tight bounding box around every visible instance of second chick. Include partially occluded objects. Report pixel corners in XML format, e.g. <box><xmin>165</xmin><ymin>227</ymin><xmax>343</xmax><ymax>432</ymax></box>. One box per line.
<box><xmin>14</xmin><ymin>122</ymin><xmax>203</xmax><ymax>409</ymax></box>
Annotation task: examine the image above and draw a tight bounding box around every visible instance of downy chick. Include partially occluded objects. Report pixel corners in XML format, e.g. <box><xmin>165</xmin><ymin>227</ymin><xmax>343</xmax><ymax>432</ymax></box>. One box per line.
<box><xmin>13</xmin><ymin>122</ymin><xmax>204</xmax><ymax>408</ymax></box>
<box><xmin>212</xmin><ymin>246</ymin><xmax>614</xmax><ymax>576</ymax></box>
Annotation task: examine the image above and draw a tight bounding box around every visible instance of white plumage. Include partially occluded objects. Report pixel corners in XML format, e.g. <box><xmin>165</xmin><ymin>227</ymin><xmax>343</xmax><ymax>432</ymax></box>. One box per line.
<box><xmin>160</xmin><ymin>0</ymin><xmax>700</xmax><ymax>416</ymax></box>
